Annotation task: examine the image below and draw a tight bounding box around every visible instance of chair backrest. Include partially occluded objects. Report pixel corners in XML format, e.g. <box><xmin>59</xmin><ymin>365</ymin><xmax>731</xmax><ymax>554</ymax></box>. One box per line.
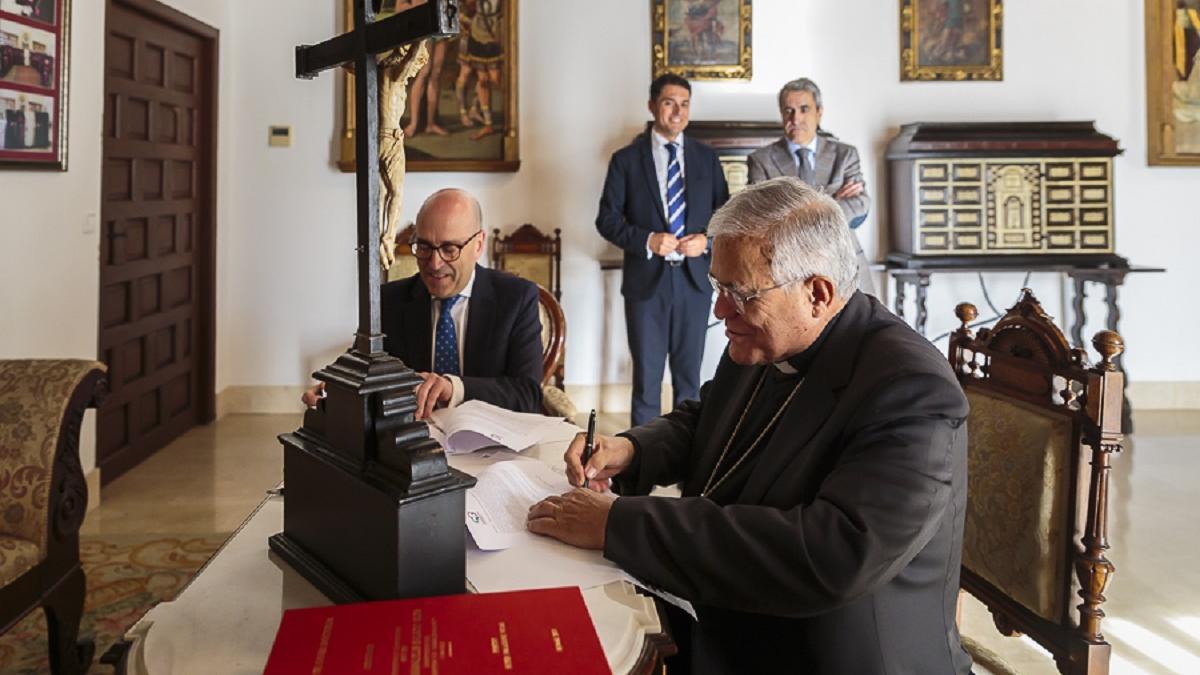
<box><xmin>386</xmin><ymin>223</ymin><xmax>419</xmax><ymax>282</ymax></box>
<box><xmin>491</xmin><ymin>224</ymin><xmax>562</xmax><ymax>300</ymax></box>
<box><xmin>948</xmin><ymin>290</ymin><xmax>1125</xmax><ymax>675</ymax></box>
<box><xmin>536</xmin><ymin>285</ymin><xmax>566</xmax><ymax>389</ymax></box>
<box><xmin>0</xmin><ymin>360</ymin><xmax>107</xmax><ymax>552</ymax></box>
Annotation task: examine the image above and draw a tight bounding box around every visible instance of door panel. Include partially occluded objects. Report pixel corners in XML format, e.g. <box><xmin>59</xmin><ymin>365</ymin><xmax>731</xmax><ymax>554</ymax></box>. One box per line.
<box><xmin>98</xmin><ymin>0</ymin><xmax>215</xmax><ymax>484</ymax></box>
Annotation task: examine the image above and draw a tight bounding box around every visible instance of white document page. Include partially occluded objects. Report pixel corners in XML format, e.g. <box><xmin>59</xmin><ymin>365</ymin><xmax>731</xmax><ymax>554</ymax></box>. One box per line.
<box><xmin>429</xmin><ymin>400</ymin><xmax>571</xmax><ymax>454</ymax></box>
<box><xmin>461</xmin><ymin>459</ymin><xmax>628</xmax><ymax>593</ymax></box>
<box><xmin>464</xmin><ymin>460</ymin><xmax>565</xmax><ymax>550</ymax></box>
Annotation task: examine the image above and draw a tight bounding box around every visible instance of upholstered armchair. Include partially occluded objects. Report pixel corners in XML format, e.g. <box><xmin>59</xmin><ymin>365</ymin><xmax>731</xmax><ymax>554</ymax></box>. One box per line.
<box><xmin>948</xmin><ymin>291</ymin><xmax>1124</xmax><ymax>675</ymax></box>
<box><xmin>0</xmin><ymin>360</ymin><xmax>107</xmax><ymax>674</ymax></box>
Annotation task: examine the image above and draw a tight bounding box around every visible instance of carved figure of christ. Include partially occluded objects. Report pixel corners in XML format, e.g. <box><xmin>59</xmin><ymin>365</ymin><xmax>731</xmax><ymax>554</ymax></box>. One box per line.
<box><xmin>296</xmin><ymin>0</ymin><xmax>459</xmax><ymax>356</ymax></box>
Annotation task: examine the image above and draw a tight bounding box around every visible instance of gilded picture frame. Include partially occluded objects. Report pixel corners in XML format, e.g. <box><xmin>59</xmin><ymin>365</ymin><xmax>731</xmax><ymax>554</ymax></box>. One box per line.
<box><xmin>338</xmin><ymin>0</ymin><xmax>519</xmax><ymax>173</ymax></box>
<box><xmin>0</xmin><ymin>0</ymin><xmax>70</xmax><ymax>170</ymax></box>
<box><xmin>1145</xmin><ymin>0</ymin><xmax>1200</xmax><ymax>165</ymax></box>
<box><xmin>652</xmin><ymin>0</ymin><xmax>752</xmax><ymax>82</ymax></box>
<box><xmin>900</xmin><ymin>0</ymin><xmax>1002</xmax><ymax>82</ymax></box>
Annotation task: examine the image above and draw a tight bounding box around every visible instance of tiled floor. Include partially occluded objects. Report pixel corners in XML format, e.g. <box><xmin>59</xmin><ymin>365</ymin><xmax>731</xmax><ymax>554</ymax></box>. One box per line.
<box><xmin>81</xmin><ymin>410</ymin><xmax>1200</xmax><ymax>674</ymax></box>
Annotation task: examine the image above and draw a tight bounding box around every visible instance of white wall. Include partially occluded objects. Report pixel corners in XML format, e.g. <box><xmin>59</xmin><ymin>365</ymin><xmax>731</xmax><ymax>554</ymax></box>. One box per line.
<box><xmin>222</xmin><ymin>0</ymin><xmax>1197</xmax><ymax>401</ymax></box>
<box><xmin>3</xmin><ymin>1</ymin><xmax>1197</xmax><ymax>462</ymax></box>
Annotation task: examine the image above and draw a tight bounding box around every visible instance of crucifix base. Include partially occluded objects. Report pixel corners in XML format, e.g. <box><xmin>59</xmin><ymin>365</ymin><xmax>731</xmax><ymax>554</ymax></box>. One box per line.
<box><xmin>271</xmin><ymin>348</ymin><xmax>475</xmax><ymax>602</ymax></box>
<box><xmin>269</xmin><ymin>433</ymin><xmax>474</xmax><ymax>602</ymax></box>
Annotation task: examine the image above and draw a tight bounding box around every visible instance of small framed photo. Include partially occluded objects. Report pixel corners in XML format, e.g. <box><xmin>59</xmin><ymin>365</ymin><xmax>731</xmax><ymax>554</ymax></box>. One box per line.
<box><xmin>1145</xmin><ymin>0</ymin><xmax>1200</xmax><ymax>165</ymax></box>
<box><xmin>0</xmin><ymin>0</ymin><xmax>69</xmax><ymax>170</ymax></box>
<box><xmin>652</xmin><ymin>0</ymin><xmax>752</xmax><ymax>81</ymax></box>
<box><xmin>900</xmin><ymin>0</ymin><xmax>1002</xmax><ymax>81</ymax></box>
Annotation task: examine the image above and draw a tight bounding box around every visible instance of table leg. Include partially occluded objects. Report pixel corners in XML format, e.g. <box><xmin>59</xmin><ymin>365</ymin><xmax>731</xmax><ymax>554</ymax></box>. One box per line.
<box><xmin>915</xmin><ymin>273</ymin><xmax>931</xmax><ymax>336</ymax></box>
<box><xmin>1070</xmin><ymin>274</ymin><xmax>1087</xmax><ymax>349</ymax></box>
<box><xmin>1103</xmin><ymin>278</ymin><xmax>1133</xmax><ymax>434</ymax></box>
<box><xmin>894</xmin><ymin>275</ymin><xmax>907</xmax><ymax>321</ymax></box>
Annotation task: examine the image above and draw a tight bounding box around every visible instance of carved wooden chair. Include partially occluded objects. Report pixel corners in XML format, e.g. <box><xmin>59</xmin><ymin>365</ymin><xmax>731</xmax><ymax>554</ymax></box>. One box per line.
<box><xmin>492</xmin><ymin>224</ymin><xmax>565</xmax><ymax>390</ymax></box>
<box><xmin>536</xmin><ymin>285</ymin><xmax>576</xmax><ymax>420</ymax></box>
<box><xmin>948</xmin><ymin>290</ymin><xmax>1124</xmax><ymax>675</ymax></box>
<box><xmin>386</xmin><ymin>223</ymin><xmax>419</xmax><ymax>282</ymax></box>
<box><xmin>0</xmin><ymin>359</ymin><xmax>107</xmax><ymax>674</ymax></box>
<box><xmin>491</xmin><ymin>224</ymin><xmax>562</xmax><ymax>300</ymax></box>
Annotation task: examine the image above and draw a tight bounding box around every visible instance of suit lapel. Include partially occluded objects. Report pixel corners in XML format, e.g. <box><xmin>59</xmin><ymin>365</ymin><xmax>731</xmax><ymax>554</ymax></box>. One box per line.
<box><xmin>814</xmin><ymin>137</ymin><xmax>837</xmax><ymax>187</ymax></box>
<box><xmin>639</xmin><ymin>133</ymin><xmax>667</xmax><ymax>228</ymax></box>
<box><xmin>738</xmin><ymin>293</ymin><xmax>872</xmax><ymax>503</ymax></box>
<box><xmin>463</xmin><ymin>266</ymin><xmax>493</xmax><ymax>376</ymax></box>
<box><xmin>769</xmin><ymin>139</ymin><xmax>794</xmax><ymax>178</ymax></box>
<box><xmin>405</xmin><ymin>279</ymin><xmax>434</xmax><ymax>372</ymax></box>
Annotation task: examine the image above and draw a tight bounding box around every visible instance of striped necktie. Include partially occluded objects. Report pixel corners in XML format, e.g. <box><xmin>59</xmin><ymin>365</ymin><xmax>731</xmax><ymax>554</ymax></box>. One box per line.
<box><xmin>665</xmin><ymin>142</ymin><xmax>687</xmax><ymax>237</ymax></box>
<box><xmin>434</xmin><ymin>295</ymin><xmax>462</xmax><ymax>376</ymax></box>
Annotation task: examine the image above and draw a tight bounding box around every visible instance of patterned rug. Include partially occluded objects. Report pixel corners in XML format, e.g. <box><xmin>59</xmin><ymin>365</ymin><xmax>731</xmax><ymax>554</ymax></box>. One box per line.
<box><xmin>0</xmin><ymin>532</ymin><xmax>228</xmax><ymax>674</ymax></box>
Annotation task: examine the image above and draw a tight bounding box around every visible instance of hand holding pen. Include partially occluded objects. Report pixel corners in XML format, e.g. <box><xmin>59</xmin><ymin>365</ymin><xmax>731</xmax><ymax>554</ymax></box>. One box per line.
<box><xmin>564</xmin><ymin>414</ymin><xmax>636</xmax><ymax>491</ymax></box>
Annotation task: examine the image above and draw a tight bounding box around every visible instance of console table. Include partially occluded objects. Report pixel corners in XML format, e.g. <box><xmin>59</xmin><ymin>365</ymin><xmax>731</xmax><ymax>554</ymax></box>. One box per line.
<box><xmin>886</xmin><ymin>257</ymin><xmax>1164</xmax><ymax>432</ymax></box>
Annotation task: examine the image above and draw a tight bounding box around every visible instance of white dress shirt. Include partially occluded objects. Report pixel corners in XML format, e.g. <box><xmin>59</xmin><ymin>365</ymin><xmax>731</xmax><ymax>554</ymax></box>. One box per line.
<box><xmin>429</xmin><ymin>269</ymin><xmax>476</xmax><ymax>408</ymax></box>
<box><xmin>646</xmin><ymin>130</ymin><xmax>686</xmax><ymax>262</ymax></box>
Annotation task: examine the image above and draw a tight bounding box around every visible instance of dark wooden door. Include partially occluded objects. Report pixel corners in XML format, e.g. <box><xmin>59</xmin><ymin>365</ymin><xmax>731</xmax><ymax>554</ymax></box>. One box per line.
<box><xmin>98</xmin><ymin>0</ymin><xmax>217</xmax><ymax>484</ymax></box>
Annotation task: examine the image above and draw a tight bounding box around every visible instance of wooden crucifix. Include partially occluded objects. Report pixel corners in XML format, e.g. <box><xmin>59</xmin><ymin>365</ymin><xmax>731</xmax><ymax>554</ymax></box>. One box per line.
<box><xmin>271</xmin><ymin>0</ymin><xmax>476</xmax><ymax>604</ymax></box>
<box><xmin>297</xmin><ymin>0</ymin><xmax>458</xmax><ymax>356</ymax></box>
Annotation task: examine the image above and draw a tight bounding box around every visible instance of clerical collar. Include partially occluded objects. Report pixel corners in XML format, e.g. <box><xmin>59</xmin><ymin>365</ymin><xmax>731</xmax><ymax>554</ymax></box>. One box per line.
<box><xmin>771</xmin><ymin>302</ymin><xmax>847</xmax><ymax>377</ymax></box>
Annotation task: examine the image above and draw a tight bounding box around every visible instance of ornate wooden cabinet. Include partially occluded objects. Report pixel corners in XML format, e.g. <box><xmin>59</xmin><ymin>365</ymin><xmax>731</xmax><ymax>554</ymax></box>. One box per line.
<box><xmin>886</xmin><ymin>122</ymin><xmax>1124</xmax><ymax>267</ymax></box>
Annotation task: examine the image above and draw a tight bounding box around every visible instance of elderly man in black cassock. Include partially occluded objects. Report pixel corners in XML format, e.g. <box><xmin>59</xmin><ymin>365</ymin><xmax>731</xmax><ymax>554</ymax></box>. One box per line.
<box><xmin>528</xmin><ymin>176</ymin><xmax>973</xmax><ymax>674</ymax></box>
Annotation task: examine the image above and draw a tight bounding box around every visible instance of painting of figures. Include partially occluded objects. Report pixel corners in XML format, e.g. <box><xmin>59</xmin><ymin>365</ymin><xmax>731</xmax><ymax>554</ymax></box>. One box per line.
<box><xmin>652</xmin><ymin>0</ymin><xmax>752</xmax><ymax>81</ymax></box>
<box><xmin>900</xmin><ymin>0</ymin><xmax>1001</xmax><ymax>81</ymax></box>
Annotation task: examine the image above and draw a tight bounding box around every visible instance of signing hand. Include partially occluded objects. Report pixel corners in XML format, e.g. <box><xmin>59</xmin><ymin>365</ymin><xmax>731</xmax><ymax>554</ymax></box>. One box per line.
<box><xmin>413</xmin><ymin>372</ymin><xmax>453</xmax><ymax>420</ymax></box>
<box><xmin>648</xmin><ymin>232</ymin><xmax>680</xmax><ymax>257</ymax></box>
<box><xmin>301</xmin><ymin>382</ymin><xmax>325</xmax><ymax>408</ymax></box>
<box><xmin>834</xmin><ymin>180</ymin><xmax>864</xmax><ymax>200</ymax></box>
<box><xmin>677</xmin><ymin>233</ymin><xmax>708</xmax><ymax>257</ymax></box>
<box><xmin>527</xmin><ymin>489</ymin><xmax>615</xmax><ymax>550</ymax></box>
<box><xmin>564</xmin><ymin>432</ymin><xmax>634</xmax><ymax>490</ymax></box>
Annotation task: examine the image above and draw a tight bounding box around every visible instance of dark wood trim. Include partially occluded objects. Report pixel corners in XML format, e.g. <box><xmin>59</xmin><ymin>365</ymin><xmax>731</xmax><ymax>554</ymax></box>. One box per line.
<box><xmin>111</xmin><ymin>0</ymin><xmax>218</xmax><ymax>39</ymax></box>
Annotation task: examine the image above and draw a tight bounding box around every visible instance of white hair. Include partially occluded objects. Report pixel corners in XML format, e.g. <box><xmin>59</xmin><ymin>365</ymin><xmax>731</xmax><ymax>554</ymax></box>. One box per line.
<box><xmin>708</xmin><ymin>177</ymin><xmax>859</xmax><ymax>300</ymax></box>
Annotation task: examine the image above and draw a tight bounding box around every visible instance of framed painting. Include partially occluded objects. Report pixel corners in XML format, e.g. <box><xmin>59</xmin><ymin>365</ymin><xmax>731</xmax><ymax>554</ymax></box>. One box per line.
<box><xmin>0</xmin><ymin>0</ymin><xmax>70</xmax><ymax>169</ymax></box>
<box><xmin>1145</xmin><ymin>0</ymin><xmax>1200</xmax><ymax>165</ymax></box>
<box><xmin>651</xmin><ymin>0</ymin><xmax>752</xmax><ymax>81</ymax></box>
<box><xmin>900</xmin><ymin>0</ymin><xmax>1002</xmax><ymax>81</ymax></box>
<box><xmin>338</xmin><ymin>0</ymin><xmax>519</xmax><ymax>173</ymax></box>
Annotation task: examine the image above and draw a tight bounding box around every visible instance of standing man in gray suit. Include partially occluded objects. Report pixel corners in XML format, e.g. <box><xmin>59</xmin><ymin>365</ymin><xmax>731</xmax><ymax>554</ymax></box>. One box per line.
<box><xmin>747</xmin><ymin>78</ymin><xmax>874</xmax><ymax>294</ymax></box>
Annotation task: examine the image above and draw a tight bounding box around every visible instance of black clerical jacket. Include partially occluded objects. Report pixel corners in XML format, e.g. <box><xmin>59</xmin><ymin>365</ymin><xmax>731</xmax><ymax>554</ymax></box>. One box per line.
<box><xmin>380</xmin><ymin>266</ymin><xmax>543</xmax><ymax>414</ymax></box>
<box><xmin>605</xmin><ymin>292</ymin><xmax>973</xmax><ymax>674</ymax></box>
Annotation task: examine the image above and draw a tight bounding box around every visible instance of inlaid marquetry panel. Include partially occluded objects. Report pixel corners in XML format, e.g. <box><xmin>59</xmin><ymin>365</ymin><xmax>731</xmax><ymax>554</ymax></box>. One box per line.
<box><xmin>912</xmin><ymin>157</ymin><xmax>1115</xmax><ymax>255</ymax></box>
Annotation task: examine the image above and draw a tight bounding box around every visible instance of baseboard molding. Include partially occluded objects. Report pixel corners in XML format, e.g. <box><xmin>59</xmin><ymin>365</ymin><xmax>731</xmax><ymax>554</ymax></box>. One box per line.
<box><xmin>86</xmin><ymin>467</ymin><xmax>101</xmax><ymax>512</ymax></box>
<box><xmin>216</xmin><ymin>386</ymin><xmax>309</xmax><ymax>418</ymax></box>
<box><xmin>1126</xmin><ymin>381</ymin><xmax>1200</xmax><ymax>410</ymax></box>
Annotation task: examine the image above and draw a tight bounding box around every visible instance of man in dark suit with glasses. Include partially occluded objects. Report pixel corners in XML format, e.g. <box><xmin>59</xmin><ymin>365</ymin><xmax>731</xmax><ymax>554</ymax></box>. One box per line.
<box><xmin>303</xmin><ymin>188</ymin><xmax>543</xmax><ymax>417</ymax></box>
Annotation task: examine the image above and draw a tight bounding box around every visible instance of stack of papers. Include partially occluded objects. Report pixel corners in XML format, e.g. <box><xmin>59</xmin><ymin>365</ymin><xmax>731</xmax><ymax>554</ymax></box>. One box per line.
<box><xmin>428</xmin><ymin>400</ymin><xmax>577</xmax><ymax>454</ymax></box>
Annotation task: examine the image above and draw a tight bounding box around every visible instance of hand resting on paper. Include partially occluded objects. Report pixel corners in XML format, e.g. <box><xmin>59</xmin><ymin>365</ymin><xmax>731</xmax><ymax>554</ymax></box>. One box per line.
<box><xmin>526</xmin><ymin>489</ymin><xmax>614</xmax><ymax>550</ymax></box>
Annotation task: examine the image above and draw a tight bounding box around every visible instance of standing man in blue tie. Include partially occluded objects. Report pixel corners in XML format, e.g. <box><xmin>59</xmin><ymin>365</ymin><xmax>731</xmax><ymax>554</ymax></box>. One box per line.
<box><xmin>597</xmin><ymin>74</ymin><xmax>730</xmax><ymax>426</ymax></box>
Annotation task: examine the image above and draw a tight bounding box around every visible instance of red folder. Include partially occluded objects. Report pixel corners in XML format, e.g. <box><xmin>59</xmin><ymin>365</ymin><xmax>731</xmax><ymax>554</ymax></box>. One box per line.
<box><xmin>263</xmin><ymin>586</ymin><xmax>610</xmax><ymax>674</ymax></box>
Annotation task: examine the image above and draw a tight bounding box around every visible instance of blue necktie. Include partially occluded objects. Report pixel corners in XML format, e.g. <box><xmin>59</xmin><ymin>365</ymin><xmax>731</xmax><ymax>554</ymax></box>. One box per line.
<box><xmin>434</xmin><ymin>295</ymin><xmax>462</xmax><ymax>376</ymax></box>
<box><xmin>665</xmin><ymin>142</ymin><xmax>687</xmax><ymax>237</ymax></box>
